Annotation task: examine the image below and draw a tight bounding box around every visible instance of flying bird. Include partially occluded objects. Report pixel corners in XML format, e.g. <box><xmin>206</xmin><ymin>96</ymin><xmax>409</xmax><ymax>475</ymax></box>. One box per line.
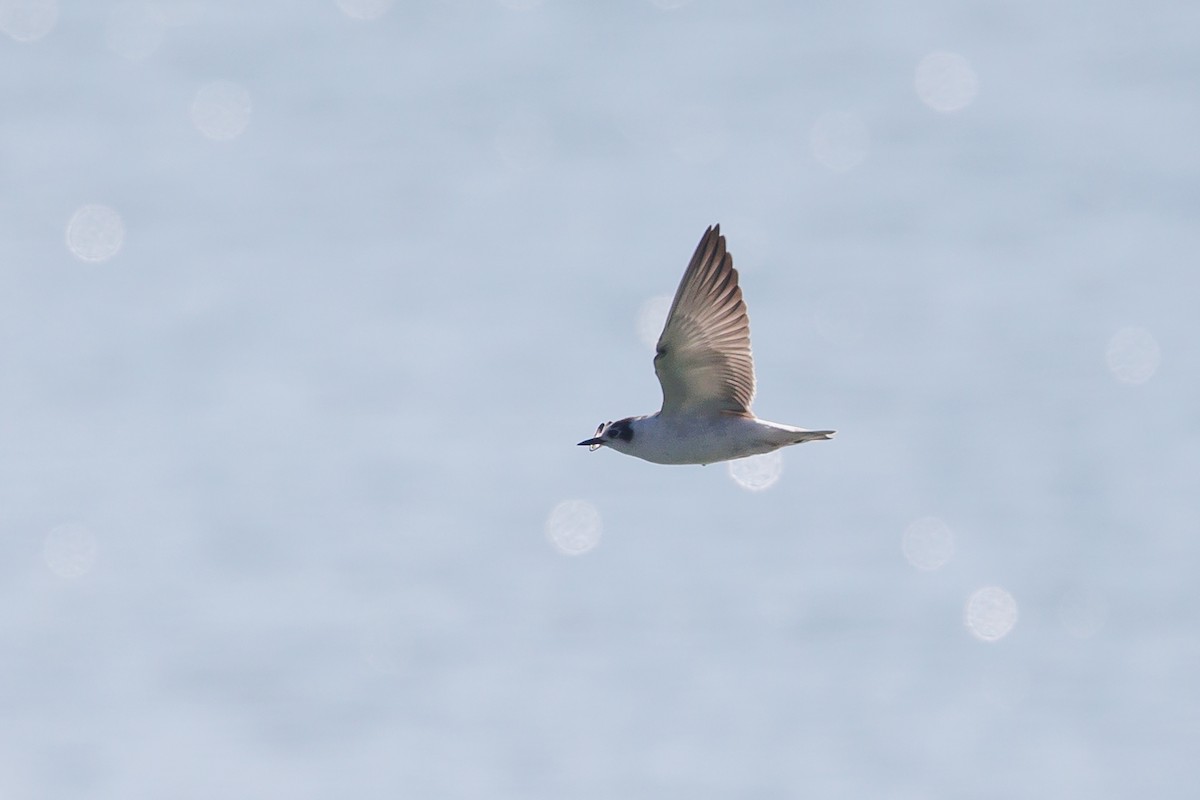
<box><xmin>579</xmin><ymin>225</ymin><xmax>834</xmax><ymax>465</ymax></box>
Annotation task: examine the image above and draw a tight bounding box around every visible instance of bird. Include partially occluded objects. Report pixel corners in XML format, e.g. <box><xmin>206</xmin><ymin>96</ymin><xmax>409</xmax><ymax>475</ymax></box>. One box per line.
<box><xmin>578</xmin><ymin>225</ymin><xmax>834</xmax><ymax>465</ymax></box>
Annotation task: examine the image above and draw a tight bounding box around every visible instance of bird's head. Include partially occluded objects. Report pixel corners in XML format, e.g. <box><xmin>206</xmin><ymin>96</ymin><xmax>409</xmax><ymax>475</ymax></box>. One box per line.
<box><xmin>578</xmin><ymin>418</ymin><xmax>636</xmax><ymax>452</ymax></box>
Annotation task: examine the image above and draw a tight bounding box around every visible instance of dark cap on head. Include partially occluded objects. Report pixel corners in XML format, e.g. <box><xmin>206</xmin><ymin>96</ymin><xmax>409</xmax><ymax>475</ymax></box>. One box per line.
<box><xmin>578</xmin><ymin>419</ymin><xmax>634</xmax><ymax>449</ymax></box>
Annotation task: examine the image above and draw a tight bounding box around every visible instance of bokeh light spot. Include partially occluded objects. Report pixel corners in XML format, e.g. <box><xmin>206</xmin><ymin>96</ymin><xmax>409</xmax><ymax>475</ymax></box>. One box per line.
<box><xmin>1106</xmin><ymin>326</ymin><xmax>1160</xmax><ymax>385</ymax></box>
<box><xmin>1057</xmin><ymin>588</ymin><xmax>1108</xmax><ymax>639</ymax></box>
<box><xmin>728</xmin><ymin>450</ymin><xmax>783</xmax><ymax>492</ymax></box>
<box><xmin>545</xmin><ymin>499</ymin><xmax>602</xmax><ymax>556</ymax></box>
<box><xmin>105</xmin><ymin>2</ymin><xmax>166</xmax><ymax>60</ymax></box>
<box><xmin>636</xmin><ymin>293</ymin><xmax>672</xmax><ymax>350</ymax></box>
<box><xmin>335</xmin><ymin>0</ymin><xmax>393</xmax><ymax>20</ymax></box>
<box><xmin>44</xmin><ymin>524</ymin><xmax>98</xmax><ymax>578</ymax></box>
<box><xmin>66</xmin><ymin>204</ymin><xmax>125</xmax><ymax>262</ymax></box>
<box><xmin>0</xmin><ymin>0</ymin><xmax>58</xmax><ymax>42</ymax></box>
<box><xmin>902</xmin><ymin>516</ymin><xmax>954</xmax><ymax>571</ymax></box>
<box><xmin>915</xmin><ymin>51</ymin><xmax>979</xmax><ymax>112</ymax></box>
<box><xmin>810</xmin><ymin>111</ymin><xmax>870</xmax><ymax>172</ymax></box>
<box><xmin>965</xmin><ymin>586</ymin><xmax>1018</xmax><ymax>642</ymax></box>
<box><xmin>190</xmin><ymin>80</ymin><xmax>252</xmax><ymax>141</ymax></box>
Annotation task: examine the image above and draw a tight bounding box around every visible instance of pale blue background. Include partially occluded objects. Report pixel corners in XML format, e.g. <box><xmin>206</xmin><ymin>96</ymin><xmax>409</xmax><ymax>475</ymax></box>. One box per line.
<box><xmin>3</xmin><ymin>1</ymin><xmax>1198</xmax><ymax>797</ymax></box>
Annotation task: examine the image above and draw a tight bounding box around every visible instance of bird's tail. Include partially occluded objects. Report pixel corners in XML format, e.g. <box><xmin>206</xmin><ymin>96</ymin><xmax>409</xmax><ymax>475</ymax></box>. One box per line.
<box><xmin>756</xmin><ymin>421</ymin><xmax>836</xmax><ymax>449</ymax></box>
<box><xmin>791</xmin><ymin>429</ymin><xmax>835</xmax><ymax>444</ymax></box>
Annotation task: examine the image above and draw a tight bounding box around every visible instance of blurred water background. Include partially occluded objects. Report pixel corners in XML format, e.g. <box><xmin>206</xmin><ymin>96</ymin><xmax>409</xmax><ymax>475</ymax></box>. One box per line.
<box><xmin>3</xmin><ymin>0</ymin><xmax>1198</xmax><ymax>797</ymax></box>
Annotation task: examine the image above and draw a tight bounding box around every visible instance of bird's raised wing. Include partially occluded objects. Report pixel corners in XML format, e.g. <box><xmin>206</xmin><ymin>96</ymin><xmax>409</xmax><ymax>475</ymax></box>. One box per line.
<box><xmin>653</xmin><ymin>225</ymin><xmax>755</xmax><ymax>417</ymax></box>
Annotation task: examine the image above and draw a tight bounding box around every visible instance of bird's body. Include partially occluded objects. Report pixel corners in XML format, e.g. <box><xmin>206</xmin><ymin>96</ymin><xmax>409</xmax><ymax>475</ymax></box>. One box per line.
<box><xmin>580</xmin><ymin>225</ymin><xmax>834</xmax><ymax>466</ymax></box>
<box><xmin>597</xmin><ymin>413</ymin><xmax>832</xmax><ymax>466</ymax></box>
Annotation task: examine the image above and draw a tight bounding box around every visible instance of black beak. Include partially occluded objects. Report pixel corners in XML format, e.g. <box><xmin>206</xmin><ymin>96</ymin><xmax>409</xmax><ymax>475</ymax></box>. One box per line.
<box><xmin>577</xmin><ymin>438</ymin><xmax>604</xmax><ymax>447</ymax></box>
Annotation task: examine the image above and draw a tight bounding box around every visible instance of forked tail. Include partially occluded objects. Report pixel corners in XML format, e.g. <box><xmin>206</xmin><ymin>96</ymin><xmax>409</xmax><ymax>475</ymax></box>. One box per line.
<box><xmin>792</xmin><ymin>429</ymin><xmax>835</xmax><ymax>444</ymax></box>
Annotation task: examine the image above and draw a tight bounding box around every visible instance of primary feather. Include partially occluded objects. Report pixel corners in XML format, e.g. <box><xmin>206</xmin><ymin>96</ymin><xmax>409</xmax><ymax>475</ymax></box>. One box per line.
<box><xmin>653</xmin><ymin>225</ymin><xmax>756</xmax><ymax>416</ymax></box>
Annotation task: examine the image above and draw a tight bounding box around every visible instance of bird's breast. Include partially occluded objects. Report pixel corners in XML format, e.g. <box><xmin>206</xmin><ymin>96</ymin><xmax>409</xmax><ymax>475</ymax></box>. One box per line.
<box><xmin>624</xmin><ymin>413</ymin><xmax>773</xmax><ymax>465</ymax></box>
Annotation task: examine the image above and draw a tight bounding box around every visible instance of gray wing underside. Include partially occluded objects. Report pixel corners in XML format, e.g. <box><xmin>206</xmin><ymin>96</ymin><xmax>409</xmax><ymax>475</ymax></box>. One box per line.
<box><xmin>653</xmin><ymin>225</ymin><xmax>756</xmax><ymax>417</ymax></box>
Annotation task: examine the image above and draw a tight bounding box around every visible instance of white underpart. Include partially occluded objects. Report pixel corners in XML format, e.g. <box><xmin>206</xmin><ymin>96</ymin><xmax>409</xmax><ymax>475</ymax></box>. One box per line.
<box><xmin>606</xmin><ymin>413</ymin><xmax>826</xmax><ymax>466</ymax></box>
